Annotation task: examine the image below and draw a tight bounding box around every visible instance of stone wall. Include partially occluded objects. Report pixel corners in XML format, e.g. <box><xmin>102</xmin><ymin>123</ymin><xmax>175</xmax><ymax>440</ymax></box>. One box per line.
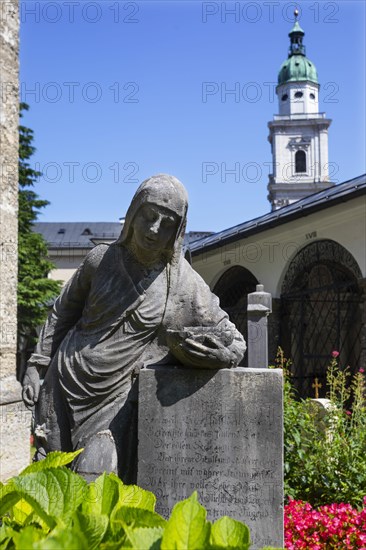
<box><xmin>0</xmin><ymin>0</ymin><xmax>31</xmax><ymax>480</ymax></box>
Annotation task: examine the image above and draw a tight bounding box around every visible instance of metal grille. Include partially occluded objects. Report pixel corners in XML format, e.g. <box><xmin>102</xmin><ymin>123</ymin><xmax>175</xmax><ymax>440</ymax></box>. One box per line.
<box><xmin>213</xmin><ymin>266</ymin><xmax>258</xmax><ymax>366</ymax></box>
<box><xmin>281</xmin><ymin>240</ymin><xmax>363</xmax><ymax>398</ymax></box>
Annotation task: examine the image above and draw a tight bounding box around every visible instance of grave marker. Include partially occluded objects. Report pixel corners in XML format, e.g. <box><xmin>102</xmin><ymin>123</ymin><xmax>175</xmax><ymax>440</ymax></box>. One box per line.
<box><xmin>138</xmin><ymin>366</ymin><xmax>283</xmax><ymax>549</ymax></box>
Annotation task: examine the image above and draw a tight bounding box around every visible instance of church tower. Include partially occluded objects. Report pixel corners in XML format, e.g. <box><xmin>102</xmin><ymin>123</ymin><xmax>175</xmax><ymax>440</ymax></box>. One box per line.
<box><xmin>267</xmin><ymin>11</ymin><xmax>334</xmax><ymax>210</ymax></box>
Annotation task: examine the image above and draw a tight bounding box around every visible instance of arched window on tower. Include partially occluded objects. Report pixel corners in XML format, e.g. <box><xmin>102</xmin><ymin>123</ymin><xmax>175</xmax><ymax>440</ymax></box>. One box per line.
<box><xmin>295</xmin><ymin>150</ymin><xmax>306</xmax><ymax>173</ymax></box>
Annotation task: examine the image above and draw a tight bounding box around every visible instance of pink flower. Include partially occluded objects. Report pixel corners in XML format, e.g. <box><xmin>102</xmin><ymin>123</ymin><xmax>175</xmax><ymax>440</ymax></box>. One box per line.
<box><xmin>331</xmin><ymin>350</ymin><xmax>339</xmax><ymax>358</ymax></box>
<box><xmin>284</xmin><ymin>500</ymin><xmax>366</xmax><ymax>548</ymax></box>
<box><xmin>359</xmin><ymin>368</ymin><xmax>365</xmax><ymax>373</ymax></box>
<box><xmin>346</xmin><ymin>410</ymin><xmax>352</xmax><ymax>416</ymax></box>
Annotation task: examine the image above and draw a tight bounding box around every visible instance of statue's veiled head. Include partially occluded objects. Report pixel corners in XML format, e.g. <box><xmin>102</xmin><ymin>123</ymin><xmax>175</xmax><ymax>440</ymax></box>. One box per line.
<box><xmin>118</xmin><ymin>174</ymin><xmax>188</xmax><ymax>264</ymax></box>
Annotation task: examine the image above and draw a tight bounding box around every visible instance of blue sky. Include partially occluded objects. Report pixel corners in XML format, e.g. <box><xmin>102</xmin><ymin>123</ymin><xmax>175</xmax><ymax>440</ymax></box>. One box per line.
<box><xmin>20</xmin><ymin>1</ymin><xmax>366</xmax><ymax>232</ymax></box>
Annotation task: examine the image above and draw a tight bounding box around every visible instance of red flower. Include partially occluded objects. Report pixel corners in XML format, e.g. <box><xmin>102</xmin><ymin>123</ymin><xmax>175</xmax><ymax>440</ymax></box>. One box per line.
<box><xmin>284</xmin><ymin>500</ymin><xmax>366</xmax><ymax>549</ymax></box>
<box><xmin>331</xmin><ymin>350</ymin><xmax>340</xmax><ymax>358</ymax></box>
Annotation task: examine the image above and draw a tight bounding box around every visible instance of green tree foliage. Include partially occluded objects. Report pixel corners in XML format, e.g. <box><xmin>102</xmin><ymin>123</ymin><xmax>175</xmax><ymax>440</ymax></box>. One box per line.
<box><xmin>0</xmin><ymin>450</ymin><xmax>262</xmax><ymax>549</ymax></box>
<box><xmin>17</xmin><ymin>104</ymin><xmax>61</xmax><ymax>371</ymax></box>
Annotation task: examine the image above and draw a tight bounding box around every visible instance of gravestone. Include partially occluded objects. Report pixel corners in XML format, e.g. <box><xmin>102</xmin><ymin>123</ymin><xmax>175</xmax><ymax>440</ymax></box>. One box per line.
<box><xmin>138</xmin><ymin>366</ymin><xmax>284</xmax><ymax>549</ymax></box>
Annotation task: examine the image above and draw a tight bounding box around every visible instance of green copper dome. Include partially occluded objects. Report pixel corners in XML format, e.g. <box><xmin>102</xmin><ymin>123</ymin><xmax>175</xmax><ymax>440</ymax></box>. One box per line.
<box><xmin>278</xmin><ymin>55</ymin><xmax>318</xmax><ymax>85</ymax></box>
<box><xmin>277</xmin><ymin>17</ymin><xmax>318</xmax><ymax>86</ymax></box>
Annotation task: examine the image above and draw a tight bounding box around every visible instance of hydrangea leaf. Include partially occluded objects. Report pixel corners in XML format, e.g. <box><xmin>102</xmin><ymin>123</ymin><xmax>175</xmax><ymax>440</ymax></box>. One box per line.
<box><xmin>210</xmin><ymin>516</ymin><xmax>250</xmax><ymax>549</ymax></box>
<box><xmin>12</xmin><ymin>468</ymin><xmax>87</xmax><ymax>529</ymax></box>
<box><xmin>0</xmin><ymin>482</ymin><xmax>21</xmax><ymax>516</ymax></box>
<box><xmin>32</xmin><ymin>526</ymin><xmax>89</xmax><ymax>550</ymax></box>
<box><xmin>117</xmin><ymin>484</ymin><xmax>156</xmax><ymax>511</ymax></box>
<box><xmin>0</xmin><ymin>522</ymin><xmax>20</xmax><ymax>548</ymax></box>
<box><xmin>125</xmin><ymin>526</ymin><xmax>163</xmax><ymax>549</ymax></box>
<box><xmin>12</xmin><ymin>497</ymin><xmax>34</xmax><ymax>525</ymax></box>
<box><xmin>71</xmin><ymin>510</ymin><xmax>109</xmax><ymax>550</ymax></box>
<box><xmin>20</xmin><ymin>450</ymin><xmax>83</xmax><ymax>475</ymax></box>
<box><xmin>111</xmin><ymin>506</ymin><xmax>167</xmax><ymax>528</ymax></box>
<box><xmin>161</xmin><ymin>492</ymin><xmax>210</xmax><ymax>550</ymax></box>
<box><xmin>82</xmin><ymin>472</ymin><xmax>120</xmax><ymax>516</ymax></box>
<box><xmin>12</xmin><ymin>524</ymin><xmax>45</xmax><ymax>548</ymax></box>
<box><xmin>108</xmin><ymin>473</ymin><xmax>156</xmax><ymax>512</ymax></box>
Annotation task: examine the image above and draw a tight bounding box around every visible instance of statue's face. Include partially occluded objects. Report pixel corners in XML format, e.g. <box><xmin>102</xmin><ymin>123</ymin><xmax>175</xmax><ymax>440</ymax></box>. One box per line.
<box><xmin>132</xmin><ymin>203</ymin><xmax>179</xmax><ymax>254</ymax></box>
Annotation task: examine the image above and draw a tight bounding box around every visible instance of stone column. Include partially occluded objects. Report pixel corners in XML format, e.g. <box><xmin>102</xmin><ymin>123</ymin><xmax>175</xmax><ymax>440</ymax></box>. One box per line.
<box><xmin>268</xmin><ymin>297</ymin><xmax>281</xmax><ymax>365</ymax></box>
<box><xmin>138</xmin><ymin>366</ymin><xmax>284</xmax><ymax>549</ymax></box>
<box><xmin>0</xmin><ymin>0</ymin><xmax>31</xmax><ymax>480</ymax></box>
<box><xmin>247</xmin><ymin>284</ymin><xmax>272</xmax><ymax>368</ymax></box>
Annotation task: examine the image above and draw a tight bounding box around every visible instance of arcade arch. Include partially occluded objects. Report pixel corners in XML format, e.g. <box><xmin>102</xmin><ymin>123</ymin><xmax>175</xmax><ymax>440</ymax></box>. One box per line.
<box><xmin>213</xmin><ymin>266</ymin><xmax>258</xmax><ymax>366</ymax></box>
<box><xmin>280</xmin><ymin>239</ymin><xmax>364</xmax><ymax>397</ymax></box>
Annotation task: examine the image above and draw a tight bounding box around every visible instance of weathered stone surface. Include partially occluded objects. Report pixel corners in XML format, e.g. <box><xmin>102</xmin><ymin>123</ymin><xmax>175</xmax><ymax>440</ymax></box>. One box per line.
<box><xmin>138</xmin><ymin>366</ymin><xmax>283</xmax><ymax>549</ymax></box>
<box><xmin>0</xmin><ymin>0</ymin><xmax>19</xmax><ymax>380</ymax></box>
<box><xmin>0</xmin><ymin>0</ymin><xmax>31</xmax><ymax>480</ymax></box>
<box><xmin>247</xmin><ymin>285</ymin><xmax>272</xmax><ymax>369</ymax></box>
<box><xmin>23</xmin><ymin>175</ymin><xmax>246</xmax><ymax>480</ymax></box>
<box><xmin>0</xmin><ymin>401</ymin><xmax>32</xmax><ymax>481</ymax></box>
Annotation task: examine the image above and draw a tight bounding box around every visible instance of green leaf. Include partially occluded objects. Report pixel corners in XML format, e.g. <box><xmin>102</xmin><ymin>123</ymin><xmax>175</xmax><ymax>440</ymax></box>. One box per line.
<box><xmin>12</xmin><ymin>497</ymin><xmax>34</xmax><ymax>525</ymax></box>
<box><xmin>100</xmin><ymin>544</ymin><xmax>131</xmax><ymax>550</ymax></box>
<box><xmin>82</xmin><ymin>472</ymin><xmax>120</xmax><ymax>516</ymax></box>
<box><xmin>0</xmin><ymin>482</ymin><xmax>21</xmax><ymax>517</ymax></box>
<box><xmin>13</xmin><ymin>525</ymin><xmax>45</xmax><ymax>549</ymax></box>
<box><xmin>100</xmin><ymin>544</ymin><xmax>129</xmax><ymax>550</ymax></box>
<box><xmin>292</xmin><ymin>430</ymin><xmax>301</xmax><ymax>446</ymax></box>
<box><xmin>116</xmin><ymin>483</ymin><xmax>156</xmax><ymax>512</ymax></box>
<box><xmin>20</xmin><ymin>450</ymin><xmax>83</xmax><ymax>475</ymax></box>
<box><xmin>125</xmin><ymin>526</ymin><xmax>163</xmax><ymax>550</ymax></box>
<box><xmin>161</xmin><ymin>492</ymin><xmax>210</xmax><ymax>550</ymax></box>
<box><xmin>32</xmin><ymin>526</ymin><xmax>88</xmax><ymax>550</ymax></box>
<box><xmin>111</xmin><ymin>506</ymin><xmax>167</xmax><ymax>529</ymax></box>
<box><xmin>12</xmin><ymin>468</ymin><xmax>87</xmax><ymax>529</ymax></box>
<box><xmin>71</xmin><ymin>510</ymin><xmax>109</xmax><ymax>550</ymax></box>
<box><xmin>0</xmin><ymin>521</ymin><xmax>20</xmax><ymax>549</ymax></box>
<box><xmin>106</xmin><ymin>473</ymin><xmax>156</xmax><ymax>512</ymax></box>
<box><xmin>210</xmin><ymin>516</ymin><xmax>250</xmax><ymax>549</ymax></box>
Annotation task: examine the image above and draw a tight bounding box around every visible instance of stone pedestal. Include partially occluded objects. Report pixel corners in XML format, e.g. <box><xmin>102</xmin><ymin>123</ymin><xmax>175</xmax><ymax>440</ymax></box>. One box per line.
<box><xmin>137</xmin><ymin>366</ymin><xmax>283</xmax><ymax>549</ymax></box>
<box><xmin>0</xmin><ymin>395</ymin><xmax>32</xmax><ymax>480</ymax></box>
<box><xmin>247</xmin><ymin>285</ymin><xmax>272</xmax><ymax>369</ymax></box>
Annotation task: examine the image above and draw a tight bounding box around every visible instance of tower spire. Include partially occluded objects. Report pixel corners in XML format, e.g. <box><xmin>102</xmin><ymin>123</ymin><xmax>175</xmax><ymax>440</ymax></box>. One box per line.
<box><xmin>266</xmin><ymin>12</ymin><xmax>334</xmax><ymax>210</ymax></box>
<box><xmin>288</xmin><ymin>9</ymin><xmax>306</xmax><ymax>57</ymax></box>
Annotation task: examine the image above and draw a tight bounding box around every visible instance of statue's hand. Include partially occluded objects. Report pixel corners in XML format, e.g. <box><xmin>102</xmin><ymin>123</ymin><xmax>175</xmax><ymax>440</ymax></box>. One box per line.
<box><xmin>22</xmin><ymin>366</ymin><xmax>40</xmax><ymax>408</ymax></box>
<box><xmin>177</xmin><ymin>335</ymin><xmax>234</xmax><ymax>369</ymax></box>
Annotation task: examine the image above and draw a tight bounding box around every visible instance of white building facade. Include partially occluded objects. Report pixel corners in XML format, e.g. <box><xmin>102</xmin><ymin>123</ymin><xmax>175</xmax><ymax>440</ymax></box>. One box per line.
<box><xmin>268</xmin><ymin>18</ymin><xmax>334</xmax><ymax>210</ymax></box>
<box><xmin>191</xmin><ymin>177</ymin><xmax>366</xmax><ymax>397</ymax></box>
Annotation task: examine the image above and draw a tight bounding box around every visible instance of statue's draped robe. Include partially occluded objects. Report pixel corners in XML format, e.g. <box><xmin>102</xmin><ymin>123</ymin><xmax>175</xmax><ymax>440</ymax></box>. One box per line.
<box><xmin>32</xmin><ymin>242</ymin><xmax>245</xmax><ymax>481</ymax></box>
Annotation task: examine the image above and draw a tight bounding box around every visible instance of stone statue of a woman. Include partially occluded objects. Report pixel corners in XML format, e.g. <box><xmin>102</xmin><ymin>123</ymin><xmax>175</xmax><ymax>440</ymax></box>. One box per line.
<box><xmin>22</xmin><ymin>174</ymin><xmax>246</xmax><ymax>481</ymax></box>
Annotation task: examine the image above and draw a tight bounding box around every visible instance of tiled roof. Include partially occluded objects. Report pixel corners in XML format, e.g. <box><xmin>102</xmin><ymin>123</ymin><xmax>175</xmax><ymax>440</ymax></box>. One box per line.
<box><xmin>33</xmin><ymin>222</ymin><xmax>122</xmax><ymax>248</ymax></box>
<box><xmin>33</xmin><ymin>223</ymin><xmax>212</xmax><ymax>249</ymax></box>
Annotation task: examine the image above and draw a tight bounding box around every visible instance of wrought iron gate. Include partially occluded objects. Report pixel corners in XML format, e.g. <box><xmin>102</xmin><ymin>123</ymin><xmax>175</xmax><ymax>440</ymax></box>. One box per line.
<box><xmin>280</xmin><ymin>240</ymin><xmax>363</xmax><ymax>398</ymax></box>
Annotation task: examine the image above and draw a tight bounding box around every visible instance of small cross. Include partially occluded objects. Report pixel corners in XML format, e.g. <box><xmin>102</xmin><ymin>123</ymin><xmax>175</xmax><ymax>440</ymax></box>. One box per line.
<box><xmin>312</xmin><ymin>377</ymin><xmax>322</xmax><ymax>399</ymax></box>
